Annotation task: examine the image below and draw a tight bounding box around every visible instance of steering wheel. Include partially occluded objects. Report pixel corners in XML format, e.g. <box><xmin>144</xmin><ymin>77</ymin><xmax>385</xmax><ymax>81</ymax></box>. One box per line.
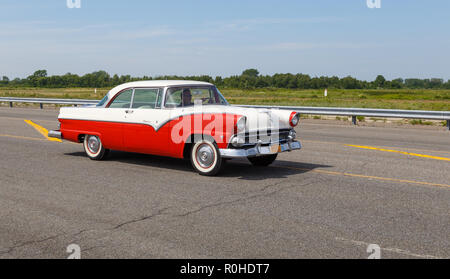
<box><xmin>201</xmin><ymin>97</ymin><xmax>212</xmax><ymax>104</ymax></box>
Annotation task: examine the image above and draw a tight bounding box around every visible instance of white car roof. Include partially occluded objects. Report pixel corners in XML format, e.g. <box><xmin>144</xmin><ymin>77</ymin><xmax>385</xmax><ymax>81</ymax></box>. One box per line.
<box><xmin>107</xmin><ymin>80</ymin><xmax>214</xmax><ymax>98</ymax></box>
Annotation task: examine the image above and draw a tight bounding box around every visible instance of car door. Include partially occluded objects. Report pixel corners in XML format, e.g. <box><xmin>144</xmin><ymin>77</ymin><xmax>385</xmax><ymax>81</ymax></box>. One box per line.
<box><xmin>99</xmin><ymin>88</ymin><xmax>134</xmax><ymax>150</ymax></box>
<box><xmin>123</xmin><ymin>88</ymin><xmax>171</xmax><ymax>154</ymax></box>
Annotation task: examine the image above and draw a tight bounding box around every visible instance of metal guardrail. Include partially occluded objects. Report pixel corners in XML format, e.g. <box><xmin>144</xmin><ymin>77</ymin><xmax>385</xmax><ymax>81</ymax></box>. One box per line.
<box><xmin>0</xmin><ymin>97</ymin><xmax>98</xmax><ymax>109</ymax></box>
<box><xmin>240</xmin><ymin>105</ymin><xmax>450</xmax><ymax>125</ymax></box>
<box><xmin>1</xmin><ymin>97</ymin><xmax>449</xmax><ymax>130</ymax></box>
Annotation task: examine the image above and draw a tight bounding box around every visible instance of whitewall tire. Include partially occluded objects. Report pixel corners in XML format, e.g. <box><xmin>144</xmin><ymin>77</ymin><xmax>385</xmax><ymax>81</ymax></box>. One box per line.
<box><xmin>83</xmin><ymin>135</ymin><xmax>109</xmax><ymax>161</ymax></box>
<box><xmin>190</xmin><ymin>140</ymin><xmax>223</xmax><ymax>176</ymax></box>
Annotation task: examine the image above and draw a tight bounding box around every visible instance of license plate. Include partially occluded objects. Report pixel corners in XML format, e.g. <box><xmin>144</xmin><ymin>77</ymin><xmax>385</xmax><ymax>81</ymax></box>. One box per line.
<box><xmin>280</xmin><ymin>143</ymin><xmax>290</xmax><ymax>152</ymax></box>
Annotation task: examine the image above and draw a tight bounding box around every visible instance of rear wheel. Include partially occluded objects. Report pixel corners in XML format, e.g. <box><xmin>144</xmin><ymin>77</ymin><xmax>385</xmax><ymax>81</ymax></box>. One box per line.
<box><xmin>83</xmin><ymin>135</ymin><xmax>109</xmax><ymax>160</ymax></box>
<box><xmin>248</xmin><ymin>154</ymin><xmax>278</xmax><ymax>166</ymax></box>
<box><xmin>190</xmin><ymin>140</ymin><xmax>224</xmax><ymax>176</ymax></box>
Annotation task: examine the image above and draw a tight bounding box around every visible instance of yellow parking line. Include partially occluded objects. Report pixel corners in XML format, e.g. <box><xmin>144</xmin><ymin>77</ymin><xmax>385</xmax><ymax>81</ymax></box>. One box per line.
<box><xmin>277</xmin><ymin>166</ymin><xmax>450</xmax><ymax>189</ymax></box>
<box><xmin>347</xmin><ymin>144</ymin><xmax>450</xmax><ymax>162</ymax></box>
<box><xmin>24</xmin><ymin>120</ymin><xmax>62</xmax><ymax>143</ymax></box>
<box><xmin>303</xmin><ymin>139</ymin><xmax>450</xmax><ymax>155</ymax></box>
<box><xmin>0</xmin><ymin>130</ymin><xmax>448</xmax><ymax>189</ymax></box>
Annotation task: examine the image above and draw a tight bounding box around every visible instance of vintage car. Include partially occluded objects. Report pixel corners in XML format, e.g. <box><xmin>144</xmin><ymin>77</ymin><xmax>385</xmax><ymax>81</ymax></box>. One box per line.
<box><xmin>48</xmin><ymin>80</ymin><xmax>301</xmax><ymax>175</ymax></box>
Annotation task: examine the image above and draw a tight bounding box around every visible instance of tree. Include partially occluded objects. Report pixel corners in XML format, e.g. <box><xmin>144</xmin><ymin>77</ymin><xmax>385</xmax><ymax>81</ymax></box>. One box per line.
<box><xmin>0</xmin><ymin>76</ymin><xmax>9</xmax><ymax>85</ymax></box>
<box><xmin>341</xmin><ymin>76</ymin><xmax>361</xmax><ymax>89</ymax></box>
<box><xmin>405</xmin><ymin>79</ymin><xmax>424</xmax><ymax>88</ymax></box>
<box><xmin>32</xmin><ymin>70</ymin><xmax>48</xmax><ymax>78</ymax></box>
<box><xmin>214</xmin><ymin>76</ymin><xmax>224</xmax><ymax>87</ymax></box>
<box><xmin>390</xmin><ymin>78</ymin><xmax>404</xmax><ymax>89</ymax></box>
<box><xmin>444</xmin><ymin>80</ymin><xmax>450</xmax><ymax>89</ymax></box>
<box><xmin>0</xmin><ymin>69</ymin><xmax>447</xmax><ymax>90</ymax></box>
<box><xmin>374</xmin><ymin>75</ymin><xmax>386</xmax><ymax>88</ymax></box>
<box><xmin>430</xmin><ymin>78</ymin><xmax>444</xmax><ymax>88</ymax></box>
<box><xmin>242</xmin><ymin>69</ymin><xmax>259</xmax><ymax>78</ymax></box>
<box><xmin>296</xmin><ymin>74</ymin><xmax>311</xmax><ymax>89</ymax></box>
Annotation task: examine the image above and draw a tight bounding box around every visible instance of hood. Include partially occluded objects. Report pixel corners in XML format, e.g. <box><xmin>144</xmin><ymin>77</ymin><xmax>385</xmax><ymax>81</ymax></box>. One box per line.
<box><xmin>180</xmin><ymin>105</ymin><xmax>296</xmax><ymax>131</ymax></box>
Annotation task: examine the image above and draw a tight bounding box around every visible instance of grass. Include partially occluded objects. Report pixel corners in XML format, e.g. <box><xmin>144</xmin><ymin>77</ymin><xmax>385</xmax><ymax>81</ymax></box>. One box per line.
<box><xmin>222</xmin><ymin>88</ymin><xmax>450</xmax><ymax>111</ymax></box>
<box><xmin>409</xmin><ymin>119</ymin><xmax>434</xmax><ymax>126</ymax></box>
<box><xmin>0</xmin><ymin>87</ymin><xmax>449</xmax><ymax>111</ymax></box>
<box><xmin>0</xmin><ymin>87</ymin><xmax>109</xmax><ymax>100</ymax></box>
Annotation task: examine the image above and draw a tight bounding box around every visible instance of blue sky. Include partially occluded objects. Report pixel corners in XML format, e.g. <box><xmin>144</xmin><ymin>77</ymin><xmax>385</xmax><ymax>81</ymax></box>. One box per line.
<box><xmin>1</xmin><ymin>0</ymin><xmax>449</xmax><ymax>80</ymax></box>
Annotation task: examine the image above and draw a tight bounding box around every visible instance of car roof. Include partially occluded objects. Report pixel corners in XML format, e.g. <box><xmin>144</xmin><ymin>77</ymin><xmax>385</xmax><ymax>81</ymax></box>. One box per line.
<box><xmin>107</xmin><ymin>80</ymin><xmax>214</xmax><ymax>98</ymax></box>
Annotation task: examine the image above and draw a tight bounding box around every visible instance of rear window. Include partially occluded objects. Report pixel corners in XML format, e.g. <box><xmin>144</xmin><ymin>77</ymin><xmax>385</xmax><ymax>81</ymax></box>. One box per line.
<box><xmin>132</xmin><ymin>88</ymin><xmax>160</xmax><ymax>109</ymax></box>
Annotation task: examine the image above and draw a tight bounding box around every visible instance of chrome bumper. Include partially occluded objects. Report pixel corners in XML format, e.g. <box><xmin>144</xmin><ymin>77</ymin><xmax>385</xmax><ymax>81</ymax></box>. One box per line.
<box><xmin>48</xmin><ymin>130</ymin><xmax>62</xmax><ymax>139</ymax></box>
<box><xmin>220</xmin><ymin>141</ymin><xmax>301</xmax><ymax>158</ymax></box>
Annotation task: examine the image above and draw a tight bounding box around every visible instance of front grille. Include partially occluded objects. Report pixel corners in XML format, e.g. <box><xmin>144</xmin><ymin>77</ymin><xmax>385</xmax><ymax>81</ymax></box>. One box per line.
<box><xmin>231</xmin><ymin>128</ymin><xmax>291</xmax><ymax>148</ymax></box>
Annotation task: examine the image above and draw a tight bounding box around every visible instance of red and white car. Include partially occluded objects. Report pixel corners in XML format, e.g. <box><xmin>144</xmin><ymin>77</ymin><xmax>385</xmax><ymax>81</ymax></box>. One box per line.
<box><xmin>49</xmin><ymin>81</ymin><xmax>301</xmax><ymax>176</ymax></box>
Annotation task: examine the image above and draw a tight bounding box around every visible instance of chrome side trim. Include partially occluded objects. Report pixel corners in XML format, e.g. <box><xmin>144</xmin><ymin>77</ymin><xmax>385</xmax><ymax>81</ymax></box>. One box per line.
<box><xmin>48</xmin><ymin>130</ymin><xmax>62</xmax><ymax>139</ymax></box>
<box><xmin>220</xmin><ymin>140</ymin><xmax>301</xmax><ymax>158</ymax></box>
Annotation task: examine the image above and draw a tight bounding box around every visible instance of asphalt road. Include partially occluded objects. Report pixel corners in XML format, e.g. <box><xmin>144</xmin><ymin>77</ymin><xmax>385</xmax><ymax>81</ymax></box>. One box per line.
<box><xmin>0</xmin><ymin>107</ymin><xmax>449</xmax><ymax>259</ymax></box>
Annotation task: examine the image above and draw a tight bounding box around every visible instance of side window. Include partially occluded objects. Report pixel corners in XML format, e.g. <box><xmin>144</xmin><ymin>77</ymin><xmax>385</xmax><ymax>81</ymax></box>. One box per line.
<box><xmin>165</xmin><ymin>89</ymin><xmax>182</xmax><ymax>108</ymax></box>
<box><xmin>132</xmin><ymin>88</ymin><xmax>160</xmax><ymax>109</ymax></box>
<box><xmin>109</xmin><ymin>89</ymin><xmax>133</xmax><ymax>108</ymax></box>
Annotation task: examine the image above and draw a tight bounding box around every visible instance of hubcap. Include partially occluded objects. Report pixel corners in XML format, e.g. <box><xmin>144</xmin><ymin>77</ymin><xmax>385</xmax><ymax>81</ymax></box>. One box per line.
<box><xmin>196</xmin><ymin>143</ymin><xmax>215</xmax><ymax>168</ymax></box>
<box><xmin>87</xmin><ymin>136</ymin><xmax>100</xmax><ymax>154</ymax></box>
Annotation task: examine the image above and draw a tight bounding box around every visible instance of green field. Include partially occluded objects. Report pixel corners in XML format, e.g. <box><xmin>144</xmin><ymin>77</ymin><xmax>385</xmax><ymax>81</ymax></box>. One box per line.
<box><xmin>0</xmin><ymin>87</ymin><xmax>449</xmax><ymax>111</ymax></box>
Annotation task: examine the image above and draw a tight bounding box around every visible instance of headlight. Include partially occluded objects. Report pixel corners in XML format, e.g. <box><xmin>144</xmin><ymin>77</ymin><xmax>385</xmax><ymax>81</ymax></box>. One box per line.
<box><xmin>236</xmin><ymin>116</ymin><xmax>247</xmax><ymax>133</ymax></box>
<box><xmin>289</xmin><ymin>112</ymin><xmax>300</xmax><ymax>127</ymax></box>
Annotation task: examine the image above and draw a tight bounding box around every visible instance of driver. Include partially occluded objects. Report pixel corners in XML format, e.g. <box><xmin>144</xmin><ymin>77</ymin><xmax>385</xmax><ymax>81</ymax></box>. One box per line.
<box><xmin>181</xmin><ymin>88</ymin><xmax>193</xmax><ymax>107</ymax></box>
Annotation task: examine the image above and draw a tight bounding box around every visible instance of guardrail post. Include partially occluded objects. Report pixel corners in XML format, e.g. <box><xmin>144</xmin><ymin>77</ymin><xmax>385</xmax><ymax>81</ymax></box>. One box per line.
<box><xmin>352</xmin><ymin>116</ymin><xmax>357</xmax><ymax>125</ymax></box>
<box><xmin>447</xmin><ymin>120</ymin><xmax>450</xmax><ymax>131</ymax></box>
<box><xmin>9</xmin><ymin>102</ymin><xmax>13</xmax><ymax>108</ymax></box>
<box><xmin>39</xmin><ymin>103</ymin><xmax>43</xmax><ymax>109</ymax></box>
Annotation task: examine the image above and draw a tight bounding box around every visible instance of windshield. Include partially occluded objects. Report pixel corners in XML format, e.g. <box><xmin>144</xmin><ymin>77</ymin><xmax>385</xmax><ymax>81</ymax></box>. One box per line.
<box><xmin>96</xmin><ymin>94</ymin><xmax>109</xmax><ymax>107</ymax></box>
<box><xmin>165</xmin><ymin>86</ymin><xmax>228</xmax><ymax>108</ymax></box>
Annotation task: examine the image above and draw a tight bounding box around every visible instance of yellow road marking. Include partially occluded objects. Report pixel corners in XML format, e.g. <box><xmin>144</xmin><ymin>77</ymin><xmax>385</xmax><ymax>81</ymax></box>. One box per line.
<box><xmin>24</xmin><ymin>120</ymin><xmax>62</xmax><ymax>142</ymax></box>
<box><xmin>303</xmin><ymin>139</ymin><xmax>450</xmax><ymax>155</ymax></box>
<box><xmin>0</xmin><ymin>130</ymin><xmax>447</xmax><ymax>189</ymax></box>
<box><xmin>276</xmin><ymin>165</ymin><xmax>450</xmax><ymax>189</ymax></box>
<box><xmin>347</xmin><ymin>144</ymin><xmax>450</xmax><ymax>162</ymax></box>
<box><xmin>4</xmin><ymin>121</ymin><xmax>450</xmax><ymax>189</ymax></box>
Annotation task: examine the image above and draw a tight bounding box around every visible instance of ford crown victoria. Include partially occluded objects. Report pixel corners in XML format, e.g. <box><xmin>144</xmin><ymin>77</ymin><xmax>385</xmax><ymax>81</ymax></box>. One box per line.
<box><xmin>49</xmin><ymin>80</ymin><xmax>301</xmax><ymax>176</ymax></box>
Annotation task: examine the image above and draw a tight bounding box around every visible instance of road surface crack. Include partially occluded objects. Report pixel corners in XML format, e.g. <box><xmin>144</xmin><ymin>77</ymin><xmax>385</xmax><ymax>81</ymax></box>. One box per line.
<box><xmin>112</xmin><ymin>207</ymin><xmax>171</xmax><ymax>230</ymax></box>
<box><xmin>0</xmin><ymin>234</ymin><xmax>63</xmax><ymax>256</ymax></box>
<box><xmin>176</xmin><ymin>179</ymin><xmax>314</xmax><ymax>217</ymax></box>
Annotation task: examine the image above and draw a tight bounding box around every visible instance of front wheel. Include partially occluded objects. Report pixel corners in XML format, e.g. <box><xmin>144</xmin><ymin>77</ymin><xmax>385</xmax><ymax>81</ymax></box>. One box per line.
<box><xmin>83</xmin><ymin>135</ymin><xmax>109</xmax><ymax>160</ymax></box>
<box><xmin>190</xmin><ymin>140</ymin><xmax>224</xmax><ymax>176</ymax></box>
<box><xmin>248</xmin><ymin>154</ymin><xmax>278</xmax><ymax>166</ymax></box>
